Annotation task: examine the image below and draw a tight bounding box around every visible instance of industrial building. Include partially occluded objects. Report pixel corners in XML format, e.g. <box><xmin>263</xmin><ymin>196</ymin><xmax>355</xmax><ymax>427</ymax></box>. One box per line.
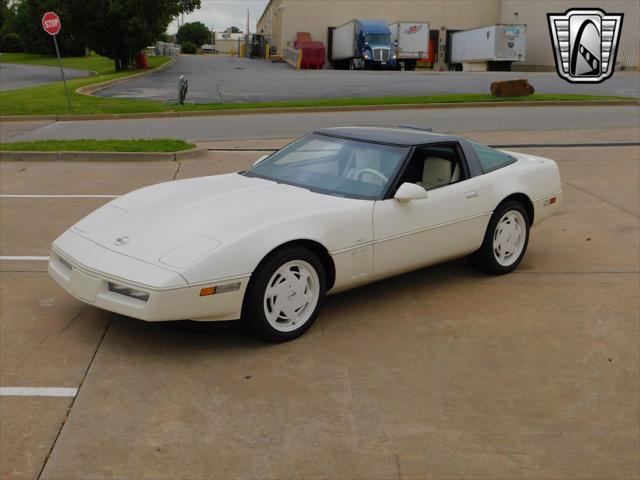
<box><xmin>256</xmin><ymin>0</ymin><xmax>639</xmax><ymax>69</ymax></box>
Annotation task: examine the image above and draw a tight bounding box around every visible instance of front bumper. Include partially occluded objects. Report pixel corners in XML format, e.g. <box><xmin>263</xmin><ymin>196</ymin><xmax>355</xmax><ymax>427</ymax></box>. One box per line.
<box><xmin>49</xmin><ymin>231</ymin><xmax>249</xmax><ymax>322</ymax></box>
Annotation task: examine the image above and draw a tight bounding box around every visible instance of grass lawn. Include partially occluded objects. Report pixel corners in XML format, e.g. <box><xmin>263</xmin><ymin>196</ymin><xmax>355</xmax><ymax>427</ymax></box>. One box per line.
<box><xmin>0</xmin><ymin>139</ymin><xmax>195</xmax><ymax>152</ymax></box>
<box><xmin>0</xmin><ymin>52</ymin><xmax>116</xmax><ymax>74</ymax></box>
<box><xmin>173</xmin><ymin>93</ymin><xmax>632</xmax><ymax>111</ymax></box>
<box><xmin>0</xmin><ymin>54</ymin><xmax>171</xmax><ymax>115</ymax></box>
<box><xmin>0</xmin><ymin>53</ymin><xmax>634</xmax><ymax>117</ymax></box>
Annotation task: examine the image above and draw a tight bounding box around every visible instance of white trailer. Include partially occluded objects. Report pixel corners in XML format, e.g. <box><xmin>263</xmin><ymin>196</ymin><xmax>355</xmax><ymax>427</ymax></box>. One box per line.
<box><xmin>331</xmin><ymin>21</ymin><xmax>356</xmax><ymax>61</ymax></box>
<box><xmin>450</xmin><ymin>24</ymin><xmax>526</xmax><ymax>71</ymax></box>
<box><xmin>390</xmin><ymin>21</ymin><xmax>429</xmax><ymax>70</ymax></box>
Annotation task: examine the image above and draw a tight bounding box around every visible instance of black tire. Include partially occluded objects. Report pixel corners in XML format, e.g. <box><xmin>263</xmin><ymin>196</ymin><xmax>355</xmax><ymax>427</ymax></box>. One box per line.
<box><xmin>467</xmin><ymin>200</ymin><xmax>530</xmax><ymax>275</ymax></box>
<box><xmin>242</xmin><ymin>247</ymin><xmax>326</xmax><ymax>342</ymax></box>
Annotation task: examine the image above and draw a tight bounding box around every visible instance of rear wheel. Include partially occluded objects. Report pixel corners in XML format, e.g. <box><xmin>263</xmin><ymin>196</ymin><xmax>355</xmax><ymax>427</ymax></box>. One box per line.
<box><xmin>242</xmin><ymin>247</ymin><xmax>326</xmax><ymax>342</ymax></box>
<box><xmin>467</xmin><ymin>200</ymin><xmax>530</xmax><ymax>275</ymax></box>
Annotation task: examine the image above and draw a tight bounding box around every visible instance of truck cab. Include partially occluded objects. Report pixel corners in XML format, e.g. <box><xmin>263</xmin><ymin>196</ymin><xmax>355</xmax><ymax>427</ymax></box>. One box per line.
<box><xmin>355</xmin><ymin>19</ymin><xmax>396</xmax><ymax>69</ymax></box>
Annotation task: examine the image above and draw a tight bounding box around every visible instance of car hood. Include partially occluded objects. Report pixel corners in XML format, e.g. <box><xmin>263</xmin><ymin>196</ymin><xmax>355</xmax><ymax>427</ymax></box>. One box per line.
<box><xmin>71</xmin><ymin>173</ymin><xmax>355</xmax><ymax>270</ymax></box>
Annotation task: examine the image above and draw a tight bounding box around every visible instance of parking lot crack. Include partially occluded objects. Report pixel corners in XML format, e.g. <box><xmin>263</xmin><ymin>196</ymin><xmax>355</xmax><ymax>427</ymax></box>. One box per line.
<box><xmin>36</xmin><ymin>315</ymin><xmax>113</xmax><ymax>480</ymax></box>
<box><xmin>561</xmin><ymin>180</ymin><xmax>640</xmax><ymax>219</ymax></box>
<box><xmin>172</xmin><ymin>160</ymin><xmax>183</xmax><ymax>180</ymax></box>
<box><xmin>215</xmin><ymin>81</ymin><xmax>225</xmax><ymax>103</ymax></box>
<box><xmin>394</xmin><ymin>453</ymin><xmax>403</xmax><ymax>479</ymax></box>
<box><xmin>61</xmin><ymin>306</ymin><xmax>85</xmax><ymax>332</ymax></box>
<box><xmin>345</xmin><ymin>368</ymin><xmax>360</xmax><ymax>450</ymax></box>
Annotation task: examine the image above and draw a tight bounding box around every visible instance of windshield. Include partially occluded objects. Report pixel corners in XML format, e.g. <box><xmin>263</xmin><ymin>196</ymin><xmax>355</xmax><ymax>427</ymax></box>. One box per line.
<box><xmin>365</xmin><ymin>33</ymin><xmax>390</xmax><ymax>44</ymax></box>
<box><xmin>243</xmin><ymin>134</ymin><xmax>409</xmax><ymax>200</ymax></box>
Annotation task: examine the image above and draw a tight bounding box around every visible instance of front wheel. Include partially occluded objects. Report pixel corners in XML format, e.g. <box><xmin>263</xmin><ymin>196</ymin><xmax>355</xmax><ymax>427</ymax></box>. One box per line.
<box><xmin>467</xmin><ymin>200</ymin><xmax>530</xmax><ymax>275</ymax></box>
<box><xmin>242</xmin><ymin>247</ymin><xmax>326</xmax><ymax>342</ymax></box>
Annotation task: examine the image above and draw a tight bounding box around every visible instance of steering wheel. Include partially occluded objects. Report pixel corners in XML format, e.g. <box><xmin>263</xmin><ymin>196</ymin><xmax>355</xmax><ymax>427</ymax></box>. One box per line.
<box><xmin>356</xmin><ymin>168</ymin><xmax>388</xmax><ymax>184</ymax></box>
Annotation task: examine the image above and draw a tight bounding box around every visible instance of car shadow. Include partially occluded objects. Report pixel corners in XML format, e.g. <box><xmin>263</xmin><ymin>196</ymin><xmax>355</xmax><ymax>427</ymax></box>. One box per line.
<box><xmin>101</xmin><ymin>257</ymin><xmax>484</xmax><ymax>350</ymax></box>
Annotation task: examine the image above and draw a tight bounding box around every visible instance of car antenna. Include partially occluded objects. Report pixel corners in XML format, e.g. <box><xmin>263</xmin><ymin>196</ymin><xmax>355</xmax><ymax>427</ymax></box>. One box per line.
<box><xmin>396</xmin><ymin>125</ymin><xmax>433</xmax><ymax>132</ymax></box>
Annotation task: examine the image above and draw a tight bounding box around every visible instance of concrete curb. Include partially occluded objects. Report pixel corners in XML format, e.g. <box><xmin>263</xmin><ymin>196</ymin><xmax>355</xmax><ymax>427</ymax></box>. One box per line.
<box><xmin>0</xmin><ymin>146</ymin><xmax>206</xmax><ymax>162</ymax></box>
<box><xmin>76</xmin><ymin>57</ymin><xmax>177</xmax><ymax>96</ymax></box>
<box><xmin>1</xmin><ymin>99</ymin><xmax>637</xmax><ymax>123</ymax></box>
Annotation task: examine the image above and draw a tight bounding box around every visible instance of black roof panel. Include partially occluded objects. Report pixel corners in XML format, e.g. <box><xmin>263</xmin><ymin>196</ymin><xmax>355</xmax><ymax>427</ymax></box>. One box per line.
<box><xmin>314</xmin><ymin>126</ymin><xmax>461</xmax><ymax>146</ymax></box>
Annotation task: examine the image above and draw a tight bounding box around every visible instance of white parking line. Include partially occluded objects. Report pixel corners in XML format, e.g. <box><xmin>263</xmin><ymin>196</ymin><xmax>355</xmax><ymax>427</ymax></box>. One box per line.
<box><xmin>0</xmin><ymin>256</ymin><xmax>49</xmax><ymax>261</ymax></box>
<box><xmin>0</xmin><ymin>387</ymin><xmax>78</xmax><ymax>397</ymax></box>
<box><xmin>0</xmin><ymin>194</ymin><xmax>119</xmax><ymax>198</ymax></box>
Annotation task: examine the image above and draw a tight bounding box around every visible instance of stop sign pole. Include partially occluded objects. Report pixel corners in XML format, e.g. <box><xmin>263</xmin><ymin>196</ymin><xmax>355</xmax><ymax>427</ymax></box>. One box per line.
<box><xmin>41</xmin><ymin>12</ymin><xmax>71</xmax><ymax>112</ymax></box>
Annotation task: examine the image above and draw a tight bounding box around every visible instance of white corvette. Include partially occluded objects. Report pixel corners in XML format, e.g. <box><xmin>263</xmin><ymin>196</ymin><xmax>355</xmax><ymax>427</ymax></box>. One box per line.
<box><xmin>49</xmin><ymin>127</ymin><xmax>562</xmax><ymax>341</ymax></box>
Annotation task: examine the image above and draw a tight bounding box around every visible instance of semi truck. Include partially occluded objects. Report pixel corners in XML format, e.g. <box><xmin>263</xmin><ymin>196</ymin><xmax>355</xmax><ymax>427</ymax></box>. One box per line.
<box><xmin>389</xmin><ymin>21</ymin><xmax>430</xmax><ymax>71</ymax></box>
<box><xmin>330</xmin><ymin>19</ymin><xmax>396</xmax><ymax>70</ymax></box>
<box><xmin>450</xmin><ymin>24</ymin><xmax>526</xmax><ymax>71</ymax></box>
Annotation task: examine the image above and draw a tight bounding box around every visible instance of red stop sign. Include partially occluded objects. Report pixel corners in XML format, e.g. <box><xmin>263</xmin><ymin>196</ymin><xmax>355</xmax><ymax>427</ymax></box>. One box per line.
<box><xmin>42</xmin><ymin>12</ymin><xmax>61</xmax><ymax>36</ymax></box>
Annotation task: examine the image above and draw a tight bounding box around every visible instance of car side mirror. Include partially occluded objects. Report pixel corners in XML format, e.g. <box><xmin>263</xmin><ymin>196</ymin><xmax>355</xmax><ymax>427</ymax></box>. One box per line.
<box><xmin>394</xmin><ymin>182</ymin><xmax>428</xmax><ymax>202</ymax></box>
<box><xmin>252</xmin><ymin>154</ymin><xmax>269</xmax><ymax>166</ymax></box>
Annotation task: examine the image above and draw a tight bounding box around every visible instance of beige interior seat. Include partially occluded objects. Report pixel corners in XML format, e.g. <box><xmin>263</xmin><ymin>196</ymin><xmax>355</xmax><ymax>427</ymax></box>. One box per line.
<box><xmin>345</xmin><ymin>149</ymin><xmax>385</xmax><ymax>185</ymax></box>
<box><xmin>421</xmin><ymin>157</ymin><xmax>453</xmax><ymax>189</ymax></box>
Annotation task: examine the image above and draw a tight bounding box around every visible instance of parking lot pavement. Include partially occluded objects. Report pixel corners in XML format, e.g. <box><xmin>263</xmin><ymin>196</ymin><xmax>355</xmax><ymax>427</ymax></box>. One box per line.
<box><xmin>0</xmin><ymin>272</ymin><xmax>110</xmax><ymax>479</ymax></box>
<box><xmin>0</xmin><ymin>160</ymin><xmax>178</xmax><ymax>196</ymax></box>
<box><xmin>96</xmin><ymin>56</ymin><xmax>640</xmax><ymax>103</ymax></box>
<box><xmin>0</xmin><ymin>129</ymin><xmax>638</xmax><ymax>479</ymax></box>
<box><xmin>0</xmin><ymin>63</ymin><xmax>89</xmax><ymax>92</ymax></box>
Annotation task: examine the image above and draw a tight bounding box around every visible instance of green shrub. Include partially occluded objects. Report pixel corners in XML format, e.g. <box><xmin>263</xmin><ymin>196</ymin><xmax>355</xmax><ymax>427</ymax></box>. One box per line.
<box><xmin>181</xmin><ymin>41</ymin><xmax>197</xmax><ymax>54</ymax></box>
<box><xmin>1</xmin><ymin>32</ymin><xmax>23</xmax><ymax>53</ymax></box>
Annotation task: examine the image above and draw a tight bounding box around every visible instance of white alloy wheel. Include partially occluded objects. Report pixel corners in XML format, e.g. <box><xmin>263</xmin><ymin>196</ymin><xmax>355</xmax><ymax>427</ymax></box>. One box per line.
<box><xmin>263</xmin><ymin>260</ymin><xmax>320</xmax><ymax>333</ymax></box>
<box><xmin>493</xmin><ymin>210</ymin><xmax>527</xmax><ymax>266</ymax></box>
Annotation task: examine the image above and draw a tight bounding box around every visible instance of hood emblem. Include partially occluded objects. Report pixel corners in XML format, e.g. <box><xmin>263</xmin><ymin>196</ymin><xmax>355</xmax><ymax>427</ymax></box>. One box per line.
<box><xmin>114</xmin><ymin>236</ymin><xmax>130</xmax><ymax>246</ymax></box>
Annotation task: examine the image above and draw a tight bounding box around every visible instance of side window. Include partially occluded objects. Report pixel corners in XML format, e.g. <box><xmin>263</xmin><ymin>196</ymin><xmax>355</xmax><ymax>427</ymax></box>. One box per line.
<box><xmin>469</xmin><ymin>141</ymin><xmax>516</xmax><ymax>173</ymax></box>
<box><xmin>396</xmin><ymin>143</ymin><xmax>466</xmax><ymax>191</ymax></box>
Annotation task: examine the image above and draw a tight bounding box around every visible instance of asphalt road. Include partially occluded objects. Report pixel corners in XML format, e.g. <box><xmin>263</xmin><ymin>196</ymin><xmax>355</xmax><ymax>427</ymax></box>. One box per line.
<box><xmin>0</xmin><ymin>62</ymin><xmax>89</xmax><ymax>91</ymax></box>
<box><xmin>1</xmin><ymin>128</ymin><xmax>638</xmax><ymax>479</ymax></box>
<box><xmin>4</xmin><ymin>105</ymin><xmax>639</xmax><ymax>143</ymax></box>
<box><xmin>96</xmin><ymin>56</ymin><xmax>640</xmax><ymax>103</ymax></box>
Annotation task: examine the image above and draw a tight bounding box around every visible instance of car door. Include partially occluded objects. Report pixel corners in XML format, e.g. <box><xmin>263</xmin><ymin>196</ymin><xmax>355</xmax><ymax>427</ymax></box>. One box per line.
<box><xmin>372</xmin><ymin>142</ymin><xmax>491</xmax><ymax>277</ymax></box>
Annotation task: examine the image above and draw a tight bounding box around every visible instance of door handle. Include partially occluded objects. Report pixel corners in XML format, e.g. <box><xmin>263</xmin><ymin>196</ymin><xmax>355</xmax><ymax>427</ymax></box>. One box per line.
<box><xmin>465</xmin><ymin>191</ymin><xmax>479</xmax><ymax>199</ymax></box>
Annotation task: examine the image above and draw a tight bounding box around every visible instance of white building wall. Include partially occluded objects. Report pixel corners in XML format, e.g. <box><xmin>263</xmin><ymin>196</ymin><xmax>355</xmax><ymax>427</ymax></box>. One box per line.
<box><xmin>501</xmin><ymin>0</ymin><xmax>638</xmax><ymax>68</ymax></box>
<box><xmin>259</xmin><ymin>0</ymin><xmax>501</xmax><ymax>55</ymax></box>
<box><xmin>258</xmin><ymin>0</ymin><xmax>639</xmax><ymax>68</ymax></box>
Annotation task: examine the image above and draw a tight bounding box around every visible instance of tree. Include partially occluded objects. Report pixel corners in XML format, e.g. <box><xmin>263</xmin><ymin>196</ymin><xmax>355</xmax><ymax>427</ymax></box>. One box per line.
<box><xmin>181</xmin><ymin>41</ymin><xmax>196</xmax><ymax>54</ymax></box>
<box><xmin>0</xmin><ymin>0</ymin><xmax>85</xmax><ymax>56</ymax></box>
<box><xmin>0</xmin><ymin>0</ymin><xmax>12</xmax><ymax>31</ymax></box>
<box><xmin>10</xmin><ymin>0</ymin><xmax>87</xmax><ymax>56</ymax></box>
<box><xmin>1</xmin><ymin>32</ymin><xmax>22</xmax><ymax>52</ymax></box>
<box><xmin>0</xmin><ymin>0</ymin><xmax>22</xmax><ymax>53</ymax></box>
<box><xmin>176</xmin><ymin>21</ymin><xmax>209</xmax><ymax>48</ymax></box>
<box><xmin>82</xmin><ymin>0</ymin><xmax>201</xmax><ymax>70</ymax></box>
<box><xmin>177</xmin><ymin>0</ymin><xmax>200</xmax><ymax>13</ymax></box>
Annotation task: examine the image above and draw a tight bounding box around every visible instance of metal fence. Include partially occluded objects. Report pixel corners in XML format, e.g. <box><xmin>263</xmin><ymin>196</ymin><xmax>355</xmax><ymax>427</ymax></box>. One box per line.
<box><xmin>284</xmin><ymin>47</ymin><xmax>302</xmax><ymax>69</ymax></box>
